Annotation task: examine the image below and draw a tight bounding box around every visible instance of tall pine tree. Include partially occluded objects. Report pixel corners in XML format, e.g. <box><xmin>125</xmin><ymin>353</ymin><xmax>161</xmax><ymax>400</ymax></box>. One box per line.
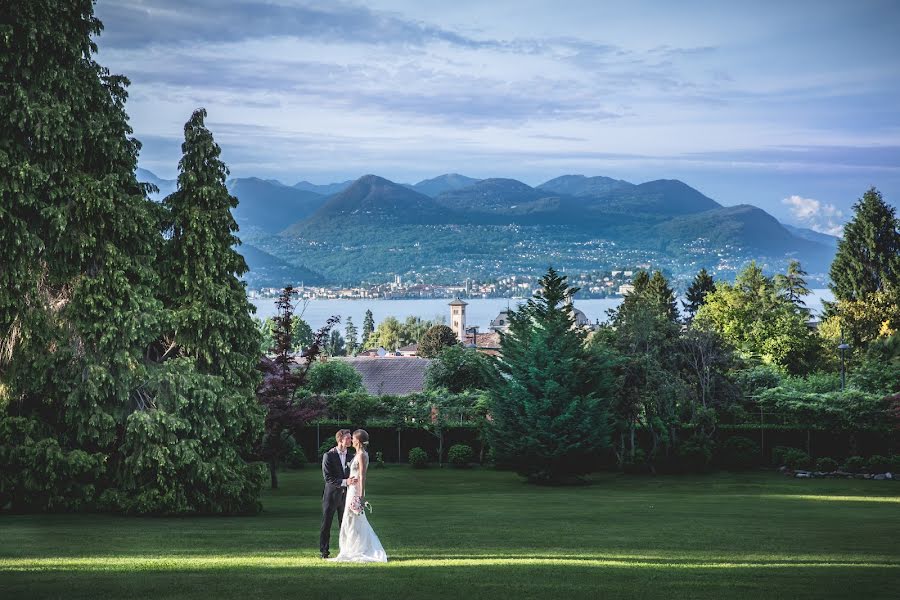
<box><xmin>774</xmin><ymin>260</ymin><xmax>810</xmax><ymax>309</ymax></box>
<box><xmin>345</xmin><ymin>317</ymin><xmax>359</xmax><ymax>356</ymax></box>
<box><xmin>830</xmin><ymin>188</ymin><xmax>900</xmax><ymax>303</ymax></box>
<box><xmin>361</xmin><ymin>309</ymin><xmax>375</xmax><ymax>349</ymax></box>
<box><xmin>489</xmin><ymin>268</ymin><xmax>615</xmax><ymax>484</ymax></box>
<box><xmin>683</xmin><ymin>268</ymin><xmax>715</xmax><ymax>322</ymax></box>
<box><xmin>159</xmin><ymin>108</ymin><xmax>261</xmax><ymax>391</ymax></box>
<box><xmin>0</xmin><ymin>0</ymin><xmax>165</xmax><ymax>511</ymax></box>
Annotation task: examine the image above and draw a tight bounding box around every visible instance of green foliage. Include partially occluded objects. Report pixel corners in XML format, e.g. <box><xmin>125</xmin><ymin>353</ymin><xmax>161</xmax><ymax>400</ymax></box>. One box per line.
<box><xmin>830</xmin><ymin>188</ymin><xmax>900</xmax><ymax>304</ymax></box>
<box><xmin>306</xmin><ymin>361</ymin><xmax>364</xmax><ymax>395</ymax></box>
<box><xmin>361</xmin><ymin>310</ymin><xmax>375</xmax><ymax>349</ymax></box>
<box><xmin>779</xmin><ymin>448</ymin><xmax>812</xmax><ymax>470</ymax></box>
<box><xmin>694</xmin><ymin>261</ymin><xmax>823</xmax><ymax>374</ymax></box>
<box><xmin>325</xmin><ymin>330</ymin><xmax>346</xmax><ymax>356</ymax></box>
<box><xmin>424</xmin><ymin>345</ymin><xmax>498</xmax><ymax>392</ymax></box>
<box><xmin>114</xmin><ymin>359</ymin><xmax>265</xmax><ymax>515</ymax></box>
<box><xmin>815</xmin><ymin>457</ymin><xmax>839</xmax><ymax>472</ymax></box>
<box><xmin>489</xmin><ymin>268</ymin><xmax>615</xmax><ymax>483</ymax></box>
<box><xmin>717</xmin><ymin>436</ymin><xmax>760</xmax><ymax>470</ymax></box>
<box><xmin>841</xmin><ymin>456</ymin><xmax>865</xmax><ymax>473</ymax></box>
<box><xmin>158</xmin><ymin>108</ymin><xmax>261</xmax><ymax>392</ymax></box>
<box><xmin>344</xmin><ymin>317</ymin><xmax>359</xmax><ymax>356</ymax></box>
<box><xmin>683</xmin><ymin>268</ymin><xmax>715</xmax><ymax>322</ymax></box>
<box><xmin>774</xmin><ymin>260</ymin><xmax>811</xmax><ymax>309</ymax></box>
<box><xmin>408</xmin><ymin>447</ymin><xmax>428</xmax><ymax>468</ymax></box>
<box><xmin>447</xmin><ymin>444</ymin><xmax>474</xmax><ymax>467</ymax></box>
<box><xmin>368</xmin><ymin>315</ymin><xmax>442</xmax><ymax>352</ymax></box>
<box><xmin>285</xmin><ymin>447</ymin><xmax>308</xmax><ymax>469</ymax></box>
<box><xmin>849</xmin><ymin>334</ymin><xmax>900</xmax><ymax>394</ymax></box>
<box><xmin>257</xmin><ymin>316</ymin><xmax>313</xmax><ymax>355</ymax></box>
<box><xmin>326</xmin><ymin>391</ymin><xmax>382</xmax><ymax>423</ymax></box>
<box><xmin>374</xmin><ymin>451</ymin><xmax>385</xmax><ymax>468</ymax></box>
<box><xmin>676</xmin><ymin>434</ymin><xmax>715</xmax><ymax>473</ymax></box>
<box><xmin>731</xmin><ymin>365</ymin><xmax>783</xmax><ymax>398</ymax></box>
<box><xmin>757</xmin><ymin>387</ymin><xmax>889</xmax><ymax>431</ymax></box>
<box><xmin>865</xmin><ymin>455</ymin><xmax>891</xmax><ymax>473</ymax></box>
<box><xmin>418</xmin><ymin>325</ymin><xmax>459</xmax><ymax>358</ymax></box>
<box><xmin>318</xmin><ymin>441</ymin><xmax>336</xmax><ymax>458</ymax></box>
<box><xmin>621</xmin><ymin>448</ymin><xmax>649</xmax><ymax>474</ymax></box>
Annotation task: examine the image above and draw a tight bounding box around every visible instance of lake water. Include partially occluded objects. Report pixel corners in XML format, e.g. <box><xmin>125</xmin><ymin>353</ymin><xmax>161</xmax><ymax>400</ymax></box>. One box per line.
<box><xmin>250</xmin><ymin>289</ymin><xmax>834</xmax><ymax>331</ymax></box>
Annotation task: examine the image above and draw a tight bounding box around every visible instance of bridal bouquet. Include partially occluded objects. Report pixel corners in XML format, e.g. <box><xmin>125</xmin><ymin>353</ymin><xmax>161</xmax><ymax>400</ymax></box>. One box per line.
<box><xmin>349</xmin><ymin>496</ymin><xmax>373</xmax><ymax>515</ymax></box>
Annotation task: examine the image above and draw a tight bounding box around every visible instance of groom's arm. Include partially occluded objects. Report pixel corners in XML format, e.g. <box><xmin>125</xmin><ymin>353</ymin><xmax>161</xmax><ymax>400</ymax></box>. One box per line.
<box><xmin>322</xmin><ymin>452</ymin><xmax>346</xmax><ymax>488</ymax></box>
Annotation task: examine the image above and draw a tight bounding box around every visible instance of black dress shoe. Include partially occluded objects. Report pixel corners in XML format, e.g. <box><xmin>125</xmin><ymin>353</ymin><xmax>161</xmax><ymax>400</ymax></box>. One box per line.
<box><xmin>321</xmin><ymin>552</ymin><xmax>330</xmax><ymax>559</ymax></box>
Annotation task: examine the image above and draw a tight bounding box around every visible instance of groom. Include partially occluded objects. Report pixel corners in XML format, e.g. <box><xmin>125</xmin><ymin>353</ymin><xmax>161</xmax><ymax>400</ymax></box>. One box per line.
<box><xmin>319</xmin><ymin>429</ymin><xmax>358</xmax><ymax>559</ymax></box>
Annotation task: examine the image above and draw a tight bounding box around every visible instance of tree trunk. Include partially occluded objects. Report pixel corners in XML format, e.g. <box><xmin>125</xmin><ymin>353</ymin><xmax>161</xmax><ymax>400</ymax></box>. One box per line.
<box><xmin>269</xmin><ymin>460</ymin><xmax>279</xmax><ymax>489</ymax></box>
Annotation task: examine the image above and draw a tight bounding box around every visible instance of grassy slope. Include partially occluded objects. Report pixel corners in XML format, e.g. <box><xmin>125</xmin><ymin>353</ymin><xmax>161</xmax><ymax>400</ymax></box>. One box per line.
<box><xmin>2</xmin><ymin>468</ymin><xmax>899</xmax><ymax>599</ymax></box>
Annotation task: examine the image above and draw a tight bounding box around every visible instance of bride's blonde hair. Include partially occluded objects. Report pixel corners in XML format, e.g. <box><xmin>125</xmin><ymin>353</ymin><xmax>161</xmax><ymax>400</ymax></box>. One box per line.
<box><xmin>353</xmin><ymin>429</ymin><xmax>369</xmax><ymax>448</ymax></box>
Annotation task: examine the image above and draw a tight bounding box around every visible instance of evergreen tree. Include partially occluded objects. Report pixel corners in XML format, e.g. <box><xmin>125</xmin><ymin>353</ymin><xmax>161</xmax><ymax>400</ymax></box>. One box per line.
<box><xmin>830</xmin><ymin>188</ymin><xmax>900</xmax><ymax>303</ymax></box>
<box><xmin>774</xmin><ymin>260</ymin><xmax>810</xmax><ymax>308</ymax></box>
<box><xmin>159</xmin><ymin>108</ymin><xmax>261</xmax><ymax>391</ymax></box>
<box><xmin>345</xmin><ymin>317</ymin><xmax>359</xmax><ymax>355</ymax></box>
<box><xmin>326</xmin><ymin>330</ymin><xmax>346</xmax><ymax>356</ymax></box>
<box><xmin>647</xmin><ymin>270</ymin><xmax>679</xmax><ymax>322</ymax></box>
<box><xmin>489</xmin><ymin>268</ymin><xmax>615</xmax><ymax>484</ymax></box>
<box><xmin>361</xmin><ymin>309</ymin><xmax>375</xmax><ymax>349</ymax></box>
<box><xmin>683</xmin><ymin>268</ymin><xmax>715</xmax><ymax>322</ymax></box>
<box><xmin>0</xmin><ymin>1</ymin><xmax>166</xmax><ymax>511</ymax></box>
<box><xmin>418</xmin><ymin>325</ymin><xmax>459</xmax><ymax>358</ymax></box>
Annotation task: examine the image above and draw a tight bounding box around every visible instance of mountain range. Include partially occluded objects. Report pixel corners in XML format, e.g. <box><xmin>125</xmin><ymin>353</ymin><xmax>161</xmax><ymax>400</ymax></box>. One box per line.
<box><xmin>136</xmin><ymin>168</ymin><xmax>840</xmax><ymax>288</ymax></box>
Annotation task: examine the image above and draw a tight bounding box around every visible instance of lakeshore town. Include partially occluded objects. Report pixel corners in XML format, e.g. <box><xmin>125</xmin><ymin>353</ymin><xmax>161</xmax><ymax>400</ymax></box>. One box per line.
<box><xmin>248</xmin><ymin>270</ymin><xmax>648</xmax><ymax>301</ymax></box>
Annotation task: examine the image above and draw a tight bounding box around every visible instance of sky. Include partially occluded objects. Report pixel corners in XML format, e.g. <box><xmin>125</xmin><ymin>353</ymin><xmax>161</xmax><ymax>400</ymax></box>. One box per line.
<box><xmin>94</xmin><ymin>0</ymin><xmax>900</xmax><ymax>234</ymax></box>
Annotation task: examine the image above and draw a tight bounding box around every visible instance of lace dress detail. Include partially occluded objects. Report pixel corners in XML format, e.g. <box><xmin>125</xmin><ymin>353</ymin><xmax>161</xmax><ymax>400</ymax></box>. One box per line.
<box><xmin>328</xmin><ymin>452</ymin><xmax>388</xmax><ymax>563</ymax></box>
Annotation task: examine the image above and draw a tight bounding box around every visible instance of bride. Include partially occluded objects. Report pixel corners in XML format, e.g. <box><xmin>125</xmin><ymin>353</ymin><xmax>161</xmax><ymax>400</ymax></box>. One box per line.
<box><xmin>328</xmin><ymin>429</ymin><xmax>388</xmax><ymax>563</ymax></box>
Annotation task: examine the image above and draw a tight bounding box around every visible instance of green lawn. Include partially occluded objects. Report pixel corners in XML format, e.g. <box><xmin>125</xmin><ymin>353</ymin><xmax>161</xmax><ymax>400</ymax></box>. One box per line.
<box><xmin>2</xmin><ymin>468</ymin><xmax>899</xmax><ymax>599</ymax></box>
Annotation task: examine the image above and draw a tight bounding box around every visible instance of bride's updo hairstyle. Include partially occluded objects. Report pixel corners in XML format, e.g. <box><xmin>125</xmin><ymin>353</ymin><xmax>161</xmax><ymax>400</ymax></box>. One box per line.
<box><xmin>353</xmin><ymin>429</ymin><xmax>370</xmax><ymax>448</ymax></box>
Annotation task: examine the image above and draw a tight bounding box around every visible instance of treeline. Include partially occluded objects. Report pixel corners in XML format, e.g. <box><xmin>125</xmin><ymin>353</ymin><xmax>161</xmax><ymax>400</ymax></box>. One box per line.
<box><xmin>1</xmin><ymin>5</ymin><xmax>266</xmax><ymax>514</ymax></box>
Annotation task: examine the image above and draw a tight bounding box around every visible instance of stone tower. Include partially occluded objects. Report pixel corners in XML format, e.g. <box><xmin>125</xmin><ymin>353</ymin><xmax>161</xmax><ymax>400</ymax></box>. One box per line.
<box><xmin>449</xmin><ymin>297</ymin><xmax>468</xmax><ymax>342</ymax></box>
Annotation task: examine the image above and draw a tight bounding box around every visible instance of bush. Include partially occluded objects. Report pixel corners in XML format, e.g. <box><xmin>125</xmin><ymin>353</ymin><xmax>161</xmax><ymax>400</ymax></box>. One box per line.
<box><xmin>772</xmin><ymin>446</ymin><xmax>801</xmax><ymax>467</ymax></box>
<box><xmin>842</xmin><ymin>456</ymin><xmax>865</xmax><ymax>473</ymax></box>
<box><xmin>319</xmin><ymin>440</ymin><xmax>336</xmax><ymax>458</ymax></box>
<box><xmin>866</xmin><ymin>454</ymin><xmax>891</xmax><ymax>473</ymax></box>
<box><xmin>677</xmin><ymin>435</ymin><xmax>715</xmax><ymax>473</ymax></box>
<box><xmin>815</xmin><ymin>457</ymin><xmax>839</xmax><ymax>472</ymax></box>
<box><xmin>890</xmin><ymin>455</ymin><xmax>900</xmax><ymax>473</ymax></box>
<box><xmin>781</xmin><ymin>448</ymin><xmax>812</xmax><ymax>470</ymax></box>
<box><xmin>374</xmin><ymin>451</ymin><xmax>386</xmax><ymax>469</ymax></box>
<box><xmin>408</xmin><ymin>447</ymin><xmax>428</xmax><ymax>468</ymax></box>
<box><xmin>285</xmin><ymin>445</ymin><xmax>307</xmax><ymax>469</ymax></box>
<box><xmin>621</xmin><ymin>448</ymin><xmax>648</xmax><ymax>475</ymax></box>
<box><xmin>447</xmin><ymin>444</ymin><xmax>474</xmax><ymax>467</ymax></box>
<box><xmin>717</xmin><ymin>436</ymin><xmax>760</xmax><ymax>470</ymax></box>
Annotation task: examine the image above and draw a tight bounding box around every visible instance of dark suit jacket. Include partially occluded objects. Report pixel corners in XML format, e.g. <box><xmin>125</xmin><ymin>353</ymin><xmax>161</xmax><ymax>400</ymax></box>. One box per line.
<box><xmin>322</xmin><ymin>448</ymin><xmax>351</xmax><ymax>492</ymax></box>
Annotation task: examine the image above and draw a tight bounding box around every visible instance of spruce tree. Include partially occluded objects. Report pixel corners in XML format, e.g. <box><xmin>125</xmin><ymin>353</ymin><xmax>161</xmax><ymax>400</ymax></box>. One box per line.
<box><xmin>647</xmin><ymin>270</ymin><xmax>679</xmax><ymax>322</ymax></box>
<box><xmin>0</xmin><ymin>0</ymin><xmax>165</xmax><ymax>511</ymax></box>
<box><xmin>159</xmin><ymin>108</ymin><xmax>261</xmax><ymax>391</ymax></box>
<box><xmin>361</xmin><ymin>309</ymin><xmax>375</xmax><ymax>349</ymax></box>
<box><xmin>774</xmin><ymin>260</ymin><xmax>810</xmax><ymax>309</ymax></box>
<box><xmin>489</xmin><ymin>268</ymin><xmax>615</xmax><ymax>484</ymax></box>
<box><xmin>345</xmin><ymin>317</ymin><xmax>359</xmax><ymax>355</ymax></box>
<box><xmin>683</xmin><ymin>268</ymin><xmax>715</xmax><ymax>322</ymax></box>
<box><xmin>830</xmin><ymin>188</ymin><xmax>900</xmax><ymax>303</ymax></box>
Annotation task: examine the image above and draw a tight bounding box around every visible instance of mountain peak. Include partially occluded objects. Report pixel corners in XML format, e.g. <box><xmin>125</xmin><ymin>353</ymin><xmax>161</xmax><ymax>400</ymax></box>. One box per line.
<box><xmin>538</xmin><ymin>174</ymin><xmax>633</xmax><ymax>197</ymax></box>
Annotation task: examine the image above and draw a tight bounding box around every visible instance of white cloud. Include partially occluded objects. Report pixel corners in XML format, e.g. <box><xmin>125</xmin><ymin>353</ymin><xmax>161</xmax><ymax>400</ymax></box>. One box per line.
<box><xmin>782</xmin><ymin>195</ymin><xmax>845</xmax><ymax>236</ymax></box>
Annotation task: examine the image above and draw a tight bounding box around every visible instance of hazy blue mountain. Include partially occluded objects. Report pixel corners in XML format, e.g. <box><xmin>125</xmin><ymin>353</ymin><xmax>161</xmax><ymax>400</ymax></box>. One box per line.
<box><xmin>433</xmin><ymin>178</ymin><xmax>578</xmax><ymax>221</ymax></box>
<box><xmin>136</xmin><ymin>167</ymin><xmax>177</xmax><ymax>200</ymax></box>
<box><xmin>592</xmin><ymin>179</ymin><xmax>722</xmax><ymax>215</ymax></box>
<box><xmin>410</xmin><ymin>173</ymin><xmax>481</xmax><ymax>197</ymax></box>
<box><xmin>228</xmin><ymin>177</ymin><xmax>327</xmax><ymax>234</ymax></box>
<box><xmin>538</xmin><ymin>174</ymin><xmax>633</xmax><ymax>197</ymax></box>
<box><xmin>654</xmin><ymin>204</ymin><xmax>834</xmax><ymax>269</ymax></box>
<box><xmin>783</xmin><ymin>224</ymin><xmax>841</xmax><ymax>248</ymax></box>
<box><xmin>240</xmin><ymin>243</ymin><xmax>326</xmax><ymax>287</ymax></box>
<box><xmin>297</xmin><ymin>175</ymin><xmax>452</xmax><ymax>229</ymax></box>
<box><xmin>293</xmin><ymin>180</ymin><xmax>354</xmax><ymax>195</ymax></box>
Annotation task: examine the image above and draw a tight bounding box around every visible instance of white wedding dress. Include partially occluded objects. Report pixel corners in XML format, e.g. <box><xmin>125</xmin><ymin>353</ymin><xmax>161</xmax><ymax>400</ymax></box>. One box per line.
<box><xmin>329</xmin><ymin>451</ymin><xmax>388</xmax><ymax>563</ymax></box>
